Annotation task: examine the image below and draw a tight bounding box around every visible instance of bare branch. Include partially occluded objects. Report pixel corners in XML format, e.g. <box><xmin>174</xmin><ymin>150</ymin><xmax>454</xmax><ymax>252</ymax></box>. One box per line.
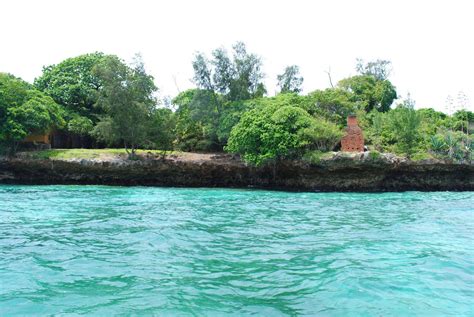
<box><xmin>324</xmin><ymin>67</ymin><xmax>334</xmax><ymax>88</ymax></box>
<box><xmin>172</xmin><ymin>74</ymin><xmax>181</xmax><ymax>94</ymax></box>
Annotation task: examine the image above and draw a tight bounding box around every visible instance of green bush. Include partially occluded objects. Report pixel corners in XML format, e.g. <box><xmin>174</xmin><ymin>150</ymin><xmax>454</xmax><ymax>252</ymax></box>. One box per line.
<box><xmin>411</xmin><ymin>151</ymin><xmax>434</xmax><ymax>161</ymax></box>
<box><xmin>299</xmin><ymin>117</ymin><xmax>344</xmax><ymax>152</ymax></box>
<box><xmin>368</xmin><ymin>150</ymin><xmax>381</xmax><ymax>160</ymax></box>
<box><xmin>430</xmin><ymin>130</ymin><xmax>472</xmax><ymax>161</ymax></box>
<box><xmin>226</xmin><ymin>104</ymin><xmax>342</xmax><ymax>165</ymax></box>
<box><xmin>303</xmin><ymin>151</ymin><xmax>334</xmax><ymax>164</ymax></box>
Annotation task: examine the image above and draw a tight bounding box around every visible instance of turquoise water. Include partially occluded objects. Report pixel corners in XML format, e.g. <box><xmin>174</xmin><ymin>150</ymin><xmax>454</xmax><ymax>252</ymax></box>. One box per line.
<box><xmin>0</xmin><ymin>186</ymin><xmax>473</xmax><ymax>316</ymax></box>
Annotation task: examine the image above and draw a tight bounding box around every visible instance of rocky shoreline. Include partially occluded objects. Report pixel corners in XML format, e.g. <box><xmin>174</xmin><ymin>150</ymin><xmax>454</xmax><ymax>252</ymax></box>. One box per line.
<box><xmin>0</xmin><ymin>152</ymin><xmax>472</xmax><ymax>191</ymax></box>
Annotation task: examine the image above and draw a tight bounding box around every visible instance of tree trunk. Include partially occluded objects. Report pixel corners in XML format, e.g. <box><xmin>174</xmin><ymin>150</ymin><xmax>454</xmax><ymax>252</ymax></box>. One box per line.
<box><xmin>124</xmin><ymin>141</ymin><xmax>130</xmax><ymax>155</ymax></box>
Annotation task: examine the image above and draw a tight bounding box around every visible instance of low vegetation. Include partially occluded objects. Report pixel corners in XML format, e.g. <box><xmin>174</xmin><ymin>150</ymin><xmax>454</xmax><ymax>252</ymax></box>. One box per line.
<box><xmin>23</xmin><ymin>148</ymin><xmax>177</xmax><ymax>160</ymax></box>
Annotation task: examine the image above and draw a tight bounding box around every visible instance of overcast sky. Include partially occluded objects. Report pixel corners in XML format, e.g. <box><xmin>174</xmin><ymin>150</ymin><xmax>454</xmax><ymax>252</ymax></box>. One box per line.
<box><xmin>1</xmin><ymin>0</ymin><xmax>473</xmax><ymax>112</ymax></box>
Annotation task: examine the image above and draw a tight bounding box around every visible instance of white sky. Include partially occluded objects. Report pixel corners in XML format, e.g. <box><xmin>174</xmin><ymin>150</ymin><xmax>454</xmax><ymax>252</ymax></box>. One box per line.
<box><xmin>1</xmin><ymin>0</ymin><xmax>473</xmax><ymax>112</ymax></box>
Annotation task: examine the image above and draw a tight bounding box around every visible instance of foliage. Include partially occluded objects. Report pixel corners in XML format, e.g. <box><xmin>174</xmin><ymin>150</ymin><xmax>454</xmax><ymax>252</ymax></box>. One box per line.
<box><xmin>417</xmin><ymin>108</ymin><xmax>448</xmax><ymax>136</ymax></box>
<box><xmin>218</xmin><ymin>93</ymin><xmax>310</xmax><ymax>150</ymax></box>
<box><xmin>9</xmin><ymin>91</ymin><xmax>65</xmax><ymax>136</ymax></box>
<box><xmin>356</xmin><ymin>59</ymin><xmax>392</xmax><ymax>80</ymax></box>
<box><xmin>192</xmin><ymin>42</ymin><xmax>266</xmax><ymax>102</ymax></box>
<box><xmin>363</xmin><ymin>110</ymin><xmax>388</xmax><ymax>151</ymax></box>
<box><xmin>410</xmin><ymin>151</ymin><xmax>435</xmax><ymax>161</ymax></box>
<box><xmin>0</xmin><ymin>73</ymin><xmax>65</xmax><ymax>154</ymax></box>
<box><xmin>306</xmin><ymin>88</ymin><xmax>357</xmax><ymax>125</ymax></box>
<box><xmin>172</xmin><ymin>89</ymin><xmax>218</xmax><ymax>151</ymax></box>
<box><xmin>184</xmin><ymin>42</ymin><xmax>267</xmax><ymax>151</ymax></box>
<box><xmin>387</xmin><ymin>105</ymin><xmax>421</xmax><ymax>157</ymax></box>
<box><xmin>216</xmin><ymin>100</ymin><xmax>254</xmax><ymax>145</ymax></box>
<box><xmin>362</xmin><ymin>104</ymin><xmax>472</xmax><ymax>161</ymax></box>
<box><xmin>451</xmin><ymin>110</ymin><xmax>474</xmax><ymax>134</ymax></box>
<box><xmin>226</xmin><ymin>105</ymin><xmax>310</xmax><ymax>165</ymax></box>
<box><xmin>3</xmin><ymin>50</ymin><xmax>472</xmax><ymax>164</ymax></box>
<box><xmin>34</xmin><ymin>52</ymin><xmax>106</xmax><ymax>120</ymax></box>
<box><xmin>338</xmin><ymin>75</ymin><xmax>397</xmax><ymax>112</ymax></box>
<box><xmin>430</xmin><ymin>130</ymin><xmax>472</xmax><ymax>161</ymax></box>
<box><xmin>368</xmin><ymin>150</ymin><xmax>381</xmax><ymax>160</ymax></box>
<box><xmin>250</xmin><ymin>93</ymin><xmax>309</xmax><ymax>109</ymax></box>
<box><xmin>67</xmin><ymin>114</ymin><xmax>94</xmax><ymax>136</ymax></box>
<box><xmin>277</xmin><ymin>65</ymin><xmax>304</xmax><ymax>94</ymax></box>
<box><xmin>302</xmin><ymin>150</ymin><xmax>335</xmax><ymax>164</ymax></box>
<box><xmin>186</xmin><ymin>89</ymin><xmax>225</xmax><ymax>149</ymax></box>
<box><xmin>147</xmin><ymin>108</ymin><xmax>176</xmax><ymax>150</ymax></box>
<box><xmin>226</xmin><ymin>104</ymin><xmax>342</xmax><ymax>165</ymax></box>
<box><xmin>298</xmin><ymin>117</ymin><xmax>344</xmax><ymax>152</ymax></box>
<box><xmin>92</xmin><ymin>54</ymin><xmax>157</xmax><ymax>157</ymax></box>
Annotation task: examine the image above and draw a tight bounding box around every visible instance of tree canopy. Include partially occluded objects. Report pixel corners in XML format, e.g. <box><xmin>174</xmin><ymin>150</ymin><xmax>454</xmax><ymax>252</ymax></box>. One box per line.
<box><xmin>0</xmin><ymin>73</ymin><xmax>64</xmax><ymax>154</ymax></box>
<box><xmin>34</xmin><ymin>52</ymin><xmax>106</xmax><ymax>120</ymax></box>
<box><xmin>277</xmin><ymin>65</ymin><xmax>304</xmax><ymax>94</ymax></box>
<box><xmin>338</xmin><ymin>75</ymin><xmax>397</xmax><ymax>112</ymax></box>
<box><xmin>92</xmin><ymin>54</ymin><xmax>158</xmax><ymax>157</ymax></box>
<box><xmin>356</xmin><ymin>59</ymin><xmax>392</xmax><ymax>81</ymax></box>
<box><xmin>192</xmin><ymin>42</ymin><xmax>266</xmax><ymax>102</ymax></box>
<box><xmin>226</xmin><ymin>104</ymin><xmax>342</xmax><ymax>165</ymax></box>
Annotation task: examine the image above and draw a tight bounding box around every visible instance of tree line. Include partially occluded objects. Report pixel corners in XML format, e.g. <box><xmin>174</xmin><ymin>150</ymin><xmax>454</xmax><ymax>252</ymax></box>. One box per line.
<box><xmin>0</xmin><ymin>42</ymin><xmax>472</xmax><ymax>163</ymax></box>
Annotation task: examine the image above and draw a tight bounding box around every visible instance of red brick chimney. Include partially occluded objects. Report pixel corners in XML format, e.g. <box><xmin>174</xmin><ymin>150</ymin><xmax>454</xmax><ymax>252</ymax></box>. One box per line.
<box><xmin>341</xmin><ymin>115</ymin><xmax>364</xmax><ymax>152</ymax></box>
<box><xmin>347</xmin><ymin>115</ymin><xmax>358</xmax><ymax>127</ymax></box>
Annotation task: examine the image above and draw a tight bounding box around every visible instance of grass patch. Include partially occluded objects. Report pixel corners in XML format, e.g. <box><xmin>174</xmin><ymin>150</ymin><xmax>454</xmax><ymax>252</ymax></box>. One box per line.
<box><xmin>411</xmin><ymin>151</ymin><xmax>436</xmax><ymax>161</ymax></box>
<box><xmin>26</xmin><ymin>148</ymin><xmax>179</xmax><ymax>160</ymax></box>
<box><xmin>303</xmin><ymin>151</ymin><xmax>335</xmax><ymax>164</ymax></box>
<box><xmin>368</xmin><ymin>150</ymin><xmax>381</xmax><ymax>160</ymax></box>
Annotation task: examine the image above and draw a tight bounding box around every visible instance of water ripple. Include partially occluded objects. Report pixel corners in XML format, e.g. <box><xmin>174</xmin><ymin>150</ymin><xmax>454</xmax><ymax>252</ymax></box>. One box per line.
<box><xmin>0</xmin><ymin>186</ymin><xmax>473</xmax><ymax>316</ymax></box>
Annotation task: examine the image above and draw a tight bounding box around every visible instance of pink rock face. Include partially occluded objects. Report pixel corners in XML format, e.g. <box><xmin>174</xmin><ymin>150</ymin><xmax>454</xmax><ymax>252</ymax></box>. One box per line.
<box><xmin>341</xmin><ymin>116</ymin><xmax>364</xmax><ymax>152</ymax></box>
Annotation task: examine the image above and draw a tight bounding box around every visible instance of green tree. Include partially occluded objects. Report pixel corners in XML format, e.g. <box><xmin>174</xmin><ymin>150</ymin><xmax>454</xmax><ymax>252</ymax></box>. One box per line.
<box><xmin>218</xmin><ymin>93</ymin><xmax>311</xmax><ymax>146</ymax></box>
<box><xmin>34</xmin><ymin>52</ymin><xmax>106</xmax><ymax>120</ymax></box>
<box><xmin>34</xmin><ymin>52</ymin><xmax>112</xmax><ymax>146</ymax></box>
<box><xmin>147</xmin><ymin>108</ymin><xmax>176</xmax><ymax>151</ymax></box>
<box><xmin>0</xmin><ymin>73</ymin><xmax>64</xmax><ymax>154</ymax></box>
<box><xmin>356</xmin><ymin>59</ymin><xmax>392</xmax><ymax>80</ymax></box>
<box><xmin>172</xmin><ymin>89</ymin><xmax>225</xmax><ymax>151</ymax></box>
<box><xmin>452</xmin><ymin>110</ymin><xmax>474</xmax><ymax>134</ymax></box>
<box><xmin>229</xmin><ymin>42</ymin><xmax>266</xmax><ymax>101</ymax></box>
<box><xmin>216</xmin><ymin>100</ymin><xmax>254</xmax><ymax>145</ymax></box>
<box><xmin>211</xmin><ymin>48</ymin><xmax>234</xmax><ymax>94</ymax></box>
<box><xmin>277</xmin><ymin>65</ymin><xmax>303</xmax><ymax>94</ymax></box>
<box><xmin>388</xmin><ymin>102</ymin><xmax>421</xmax><ymax>157</ymax></box>
<box><xmin>67</xmin><ymin>114</ymin><xmax>94</xmax><ymax>136</ymax></box>
<box><xmin>338</xmin><ymin>75</ymin><xmax>397</xmax><ymax>112</ymax></box>
<box><xmin>187</xmin><ymin>42</ymin><xmax>266</xmax><ymax>150</ymax></box>
<box><xmin>364</xmin><ymin>110</ymin><xmax>390</xmax><ymax>151</ymax></box>
<box><xmin>172</xmin><ymin>89</ymin><xmax>211</xmax><ymax>151</ymax></box>
<box><xmin>417</xmin><ymin>108</ymin><xmax>448</xmax><ymax>134</ymax></box>
<box><xmin>226</xmin><ymin>104</ymin><xmax>342</xmax><ymax>165</ymax></box>
<box><xmin>299</xmin><ymin>117</ymin><xmax>344</xmax><ymax>152</ymax></box>
<box><xmin>192</xmin><ymin>42</ymin><xmax>266</xmax><ymax>102</ymax></box>
<box><xmin>306</xmin><ymin>88</ymin><xmax>357</xmax><ymax>125</ymax></box>
<box><xmin>93</xmin><ymin>54</ymin><xmax>157</xmax><ymax>158</ymax></box>
<box><xmin>0</xmin><ymin>73</ymin><xmax>30</xmax><ymax>123</ymax></box>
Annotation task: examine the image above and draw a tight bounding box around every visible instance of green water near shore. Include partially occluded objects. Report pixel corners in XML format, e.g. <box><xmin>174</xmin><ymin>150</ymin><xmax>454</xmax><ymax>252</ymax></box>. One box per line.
<box><xmin>0</xmin><ymin>186</ymin><xmax>473</xmax><ymax>316</ymax></box>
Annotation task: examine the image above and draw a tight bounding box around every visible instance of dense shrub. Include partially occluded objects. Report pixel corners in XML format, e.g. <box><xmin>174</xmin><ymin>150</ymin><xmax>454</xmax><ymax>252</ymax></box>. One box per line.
<box><xmin>226</xmin><ymin>104</ymin><xmax>342</xmax><ymax>165</ymax></box>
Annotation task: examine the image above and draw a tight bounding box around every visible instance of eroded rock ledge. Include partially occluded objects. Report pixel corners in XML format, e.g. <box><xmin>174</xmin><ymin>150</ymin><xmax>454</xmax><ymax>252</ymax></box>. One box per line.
<box><xmin>0</xmin><ymin>152</ymin><xmax>472</xmax><ymax>191</ymax></box>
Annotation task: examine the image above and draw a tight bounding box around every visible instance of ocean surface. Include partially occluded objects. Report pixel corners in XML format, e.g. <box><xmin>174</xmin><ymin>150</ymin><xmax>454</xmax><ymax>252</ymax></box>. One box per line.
<box><xmin>0</xmin><ymin>185</ymin><xmax>473</xmax><ymax>316</ymax></box>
